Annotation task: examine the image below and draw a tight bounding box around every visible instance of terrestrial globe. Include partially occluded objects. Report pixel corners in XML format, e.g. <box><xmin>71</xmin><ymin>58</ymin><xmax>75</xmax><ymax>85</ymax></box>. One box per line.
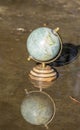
<box><xmin>21</xmin><ymin>91</ymin><xmax>56</xmax><ymax>127</ymax></box>
<box><xmin>27</xmin><ymin>27</ymin><xmax>62</xmax><ymax>63</ymax></box>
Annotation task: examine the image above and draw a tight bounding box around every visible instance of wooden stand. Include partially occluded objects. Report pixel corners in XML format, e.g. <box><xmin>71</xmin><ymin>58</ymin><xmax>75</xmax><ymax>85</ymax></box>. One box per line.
<box><xmin>29</xmin><ymin>64</ymin><xmax>57</xmax><ymax>82</ymax></box>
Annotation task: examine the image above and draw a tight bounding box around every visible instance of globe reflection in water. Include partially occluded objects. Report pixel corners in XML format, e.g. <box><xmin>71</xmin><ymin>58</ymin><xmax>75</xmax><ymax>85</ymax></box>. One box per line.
<box><xmin>21</xmin><ymin>91</ymin><xmax>56</xmax><ymax>126</ymax></box>
<box><xmin>27</xmin><ymin>27</ymin><xmax>61</xmax><ymax>62</ymax></box>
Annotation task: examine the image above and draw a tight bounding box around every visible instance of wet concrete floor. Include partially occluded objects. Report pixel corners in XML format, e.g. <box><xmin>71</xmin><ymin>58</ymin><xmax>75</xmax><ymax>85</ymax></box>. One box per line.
<box><xmin>0</xmin><ymin>0</ymin><xmax>80</xmax><ymax>130</ymax></box>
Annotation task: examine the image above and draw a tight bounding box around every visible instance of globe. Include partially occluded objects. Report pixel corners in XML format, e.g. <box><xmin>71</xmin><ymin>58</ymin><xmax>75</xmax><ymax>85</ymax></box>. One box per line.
<box><xmin>27</xmin><ymin>27</ymin><xmax>62</xmax><ymax>62</ymax></box>
<box><xmin>21</xmin><ymin>91</ymin><xmax>55</xmax><ymax>126</ymax></box>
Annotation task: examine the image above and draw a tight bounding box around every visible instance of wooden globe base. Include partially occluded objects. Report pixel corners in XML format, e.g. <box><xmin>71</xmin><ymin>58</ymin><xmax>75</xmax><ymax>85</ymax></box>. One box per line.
<box><xmin>29</xmin><ymin>64</ymin><xmax>57</xmax><ymax>82</ymax></box>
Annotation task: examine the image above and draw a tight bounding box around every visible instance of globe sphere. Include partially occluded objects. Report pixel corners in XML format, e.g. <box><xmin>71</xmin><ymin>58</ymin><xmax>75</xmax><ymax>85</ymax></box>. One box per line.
<box><xmin>27</xmin><ymin>27</ymin><xmax>62</xmax><ymax>62</ymax></box>
<box><xmin>21</xmin><ymin>91</ymin><xmax>55</xmax><ymax>126</ymax></box>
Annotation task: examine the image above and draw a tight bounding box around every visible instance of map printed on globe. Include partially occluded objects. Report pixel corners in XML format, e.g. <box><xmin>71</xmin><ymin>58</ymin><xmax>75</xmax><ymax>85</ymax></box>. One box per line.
<box><xmin>27</xmin><ymin>27</ymin><xmax>61</xmax><ymax>62</ymax></box>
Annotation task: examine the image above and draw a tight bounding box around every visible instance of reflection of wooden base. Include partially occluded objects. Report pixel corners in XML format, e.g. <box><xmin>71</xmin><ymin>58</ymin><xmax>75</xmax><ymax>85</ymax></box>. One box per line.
<box><xmin>29</xmin><ymin>64</ymin><xmax>57</xmax><ymax>82</ymax></box>
<box><xmin>30</xmin><ymin>79</ymin><xmax>54</xmax><ymax>90</ymax></box>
